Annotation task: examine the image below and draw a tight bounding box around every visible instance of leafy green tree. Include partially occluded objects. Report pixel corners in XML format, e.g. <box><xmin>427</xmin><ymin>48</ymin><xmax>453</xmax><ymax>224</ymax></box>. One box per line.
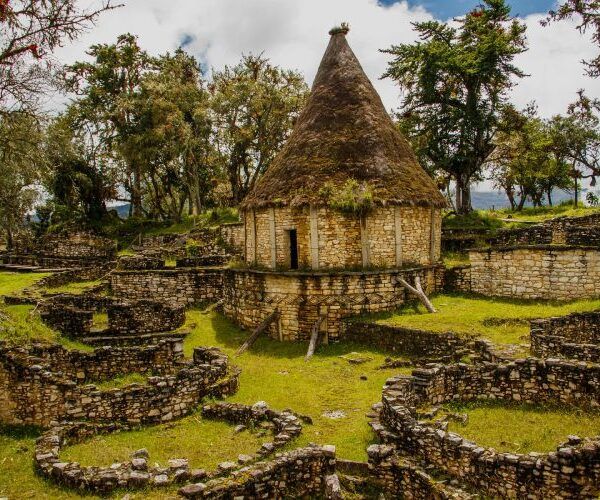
<box><xmin>545</xmin><ymin>0</ymin><xmax>600</xmax><ymax>77</ymax></box>
<box><xmin>210</xmin><ymin>54</ymin><xmax>309</xmax><ymax>203</ymax></box>
<box><xmin>43</xmin><ymin>112</ymin><xmax>117</xmax><ymax>224</ymax></box>
<box><xmin>383</xmin><ymin>0</ymin><xmax>527</xmax><ymax>214</ymax></box>
<box><xmin>125</xmin><ymin>50</ymin><xmax>216</xmax><ymax>220</ymax></box>
<box><xmin>63</xmin><ymin>34</ymin><xmax>153</xmax><ymax>217</ymax></box>
<box><xmin>0</xmin><ymin>0</ymin><xmax>117</xmax><ymax>111</ymax></box>
<box><xmin>490</xmin><ymin>105</ymin><xmax>572</xmax><ymax>209</ymax></box>
<box><xmin>0</xmin><ymin>112</ymin><xmax>44</xmax><ymax>248</ymax></box>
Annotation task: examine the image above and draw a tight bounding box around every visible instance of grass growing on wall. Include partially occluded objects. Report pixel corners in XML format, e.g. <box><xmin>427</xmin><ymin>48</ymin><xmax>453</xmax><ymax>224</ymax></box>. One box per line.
<box><xmin>367</xmin><ymin>294</ymin><xmax>600</xmax><ymax>346</ymax></box>
<box><xmin>444</xmin><ymin>400</ymin><xmax>600</xmax><ymax>454</ymax></box>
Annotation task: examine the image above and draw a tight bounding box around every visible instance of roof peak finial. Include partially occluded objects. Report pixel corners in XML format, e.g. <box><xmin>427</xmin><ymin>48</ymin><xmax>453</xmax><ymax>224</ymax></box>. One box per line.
<box><xmin>329</xmin><ymin>22</ymin><xmax>350</xmax><ymax>36</ymax></box>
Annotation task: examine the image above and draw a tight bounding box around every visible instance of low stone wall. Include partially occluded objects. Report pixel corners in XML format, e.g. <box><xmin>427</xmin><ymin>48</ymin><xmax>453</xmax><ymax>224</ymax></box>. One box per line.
<box><xmin>35</xmin><ymin>263</ymin><xmax>113</xmax><ymax>288</ymax></box>
<box><xmin>443</xmin><ymin>264</ymin><xmax>472</xmax><ymax>293</ymax></box>
<box><xmin>110</xmin><ymin>268</ymin><xmax>223</xmax><ymax>306</ymax></box>
<box><xmin>37</xmin><ymin>232</ymin><xmax>117</xmax><ymax>260</ymax></box>
<box><xmin>107</xmin><ymin>300</ymin><xmax>185</xmax><ymax>335</ymax></box>
<box><xmin>219</xmin><ymin>222</ymin><xmax>244</xmax><ymax>254</ymax></box>
<box><xmin>35</xmin><ymin>402</ymin><xmax>303</xmax><ymax>494</ymax></box>
<box><xmin>176</xmin><ymin>256</ymin><xmax>230</xmax><ymax>268</ymax></box>
<box><xmin>468</xmin><ymin>246</ymin><xmax>600</xmax><ymax>300</ymax></box>
<box><xmin>491</xmin><ymin>213</ymin><xmax>600</xmax><ymax>247</ymax></box>
<box><xmin>223</xmin><ymin>266</ymin><xmax>443</xmax><ymax>341</ymax></box>
<box><xmin>0</xmin><ymin>340</ymin><xmax>239</xmax><ymax>427</ymax></box>
<box><xmin>367</xmin><ymin>445</ymin><xmax>473</xmax><ymax>499</ymax></box>
<box><xmin>343</xmin><ymin>321</ymin><xmax>471</xmax><ymax>359</ymax></box>
<box><xmin>40</xmin><ymin>305</ymin><xmax>93</xmax><ymax>337</ymax></box>
<box><xmin>118</xmin><ymin>255</ymin><xmax>165</xmax><ymax>270</ymax></box>
<box><xmin>530</xmin><ymin>311</ymin><xmax>600</xmax><ymax>362</ymax></box>
<box><xmin>376</xmin><ymin>360</ymin><xmax>600</xmax><ymax>498</ymax></box>
<box><xmin>179</xmin><ymin>446</ymin><xmax>336</xmax><ymax>499</ymax></box>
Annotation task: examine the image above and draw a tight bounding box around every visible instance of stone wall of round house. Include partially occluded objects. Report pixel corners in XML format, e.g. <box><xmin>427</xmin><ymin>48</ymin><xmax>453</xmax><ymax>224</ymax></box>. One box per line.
<box><xmin>243</xmin><ymin>206</ymin><xmax>442</xmax><ymax>270</ymax></box>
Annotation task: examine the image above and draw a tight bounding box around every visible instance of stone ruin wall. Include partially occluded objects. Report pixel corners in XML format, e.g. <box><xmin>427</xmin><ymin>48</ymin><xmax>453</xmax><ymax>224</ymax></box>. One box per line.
<box><xmin>37</xmin><ymin>232</ymin><xmax>117</xmax><ymax>260</ymax></box>
<box><xmin>531</xmin><ymin>311</ymin><xmax>600</xmax><ymax>362</ymax></box>
<box><xmin>378</xmin><ymin>360</ymin><xmax>600</xmax><ymax>498</ymax></box>
<box><xmin>465</xmin><ymin>246</ymin><xmax>600</xmax><ymax>300</ymax></box>
<box><xmin>110</xmin><ymin>268</ymin><xmax>223</xmax><ymax>306</ymax></box>
<box><xmin>492</xmin><ymin>212</ymin><xmax>600</xmax><ymax>247</ymax></box>
<box><xmin>222</xmin><ymin>266</ymin><xmax>443</xmax><ymax>341</ymax></box>
<box><xmin>343</xmin><ymin>321</ymin><xmax>471</xmax><ymax>359</ymax></box>
<box><xmin>0</xmin><ymin>340</ymin><xmax>239</xmax><ymax>427</ymax></box>
<box><xmin>244</xmin><ymin>205</ymin><xmax>441</xmax><ymax>270</ymax></box>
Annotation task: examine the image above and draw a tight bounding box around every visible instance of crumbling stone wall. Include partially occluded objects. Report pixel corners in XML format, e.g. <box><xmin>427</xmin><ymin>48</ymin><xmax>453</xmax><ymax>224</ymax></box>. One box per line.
<box><xmin>491</xmin><ymin>212</ymin><xmax>600</xmax><ymax>247</ymax></box>
<box><xmin>343</xmin><ymin>321</ymin><xmax>471</xmax><ymax>358</ymax></box>
<box><xmin>377</xmin><ymin>361</ymin><xmax>600</xmax><ymax>498</ymax></box>
<box><xmin>0</xmin><ymin>341</ymin><xmax>239</xmax><ymax>427</ymax></box>
<box><xmin>219</xmin><ymin>222</ymin><xmax>244</xmax><ymax>254</ymax></box>
<box><xmin>179</xmin><ymin>446</ymin><xmax>337</xmax><ymax>499</ymax></box>
<box><xmin>223</xmin><ymin>266</ymin><xmax>443</xmax><ymax>341</ymax></box>
<box><xmin>37</xmin><ymin>232</ymin><xmax>117</xmax><ymax>259</ymax></box>
<box><xmin>468</xmin><ymin>246</ymin><xmax>600</xmax><ymax>300</ymax></box>
<box><xmin>244</xmin><ymin>205</ymin><xmax>441</xmax><ymax>270</ymax></box>
<box><xmin>107</xmin><ymin>300</ymin><xmax>185</xmax><ymax>335</ymax></box>
<box><xmin>40</xmin><ymin>305</ymin><xmax>93</xmax><ymax>337</ymax></box>
<box><xmin>531</xmin><ymin>311</ymin><xmax>600</xmax><ymax>362</ymax></box>
<box><xmin>110</xmin><ymin>268</ymin><xmax>223</xmax><ymax>306</ymax></box>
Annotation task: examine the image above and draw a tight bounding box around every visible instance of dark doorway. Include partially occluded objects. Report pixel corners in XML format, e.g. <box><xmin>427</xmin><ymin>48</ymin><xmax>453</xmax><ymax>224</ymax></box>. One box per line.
<box><xmin>288</xmin><ymin>229</ymin><xmax>298</xmax><ymax>270</ymax></box>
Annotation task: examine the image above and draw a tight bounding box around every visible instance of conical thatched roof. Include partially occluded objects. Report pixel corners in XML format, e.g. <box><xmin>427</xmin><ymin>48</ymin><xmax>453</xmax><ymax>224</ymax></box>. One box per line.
<box><xmin>241</xmin><ymin>27</ymin><xmax>446</xmax><ymax>210</ymax></box>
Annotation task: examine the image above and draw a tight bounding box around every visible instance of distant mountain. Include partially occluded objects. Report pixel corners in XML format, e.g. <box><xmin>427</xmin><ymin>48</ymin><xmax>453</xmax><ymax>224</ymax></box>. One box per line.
<box><xmin>471</xmin><ymin>190</ymin><xmax>575</xmax><ymax>210</ymax></box>
<box><xmin>111</xmin><ymin>204</ymin><xmax>131</xmax><ymax>218</ymax></box>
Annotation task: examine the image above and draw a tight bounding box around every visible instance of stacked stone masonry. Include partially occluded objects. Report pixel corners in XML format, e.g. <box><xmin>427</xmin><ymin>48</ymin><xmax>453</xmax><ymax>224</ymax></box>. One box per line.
<box><xmin>376</xmin><ymin>360</ymin><xmax>600</xmax><ymax>498</ymax></box>
<box><xmin>531</xmin><ymin>311</ymin><xmax>600</xmax><ymax>362</ymax></box>
<box><xmin>244</xmin><ymin>205</ymin><xmax>442</xmax><ymax>270</ymax></box>
<box><xmin>179</xmin><ymin>446</ymin><xmax>337</xmax><ymax>499</ymax></box>
<box><xmin>343</xmin><ymin>321</ymin><xmax>471</xmax><ymax>359</ymax></box>
<box><xmin>223</xmin><ymin>266</ymin><xmax>443</xmax><ymax>341</ymax></box>
<box><xmin>0</xmin><ymin>340</ymin><xmax>239</xmax><ymax>427</ymax></box>
<box><xmin>111</xmin><ymin>268</ymin><xmax>223</xmax><ymax>306</ymax></box>
<box><xmin>35</xmin><ymin>402</ymin><xmax>304</xmax><ymax>495</ymax></box>
<box><xmin>467</xmin><ymin>246</ymin><xmax>600</xmax><ymax>300</ymax></box>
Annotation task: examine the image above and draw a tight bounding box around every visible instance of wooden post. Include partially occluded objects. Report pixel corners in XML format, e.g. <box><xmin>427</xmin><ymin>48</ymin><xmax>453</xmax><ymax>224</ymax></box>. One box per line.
<box><xmin>310</xmin><ymin>205</ymin><xmax>319</xmax><ymax>270</ymax></box>
<box><xmin>236</xmin><ymin>309</ymin><xmax>279</xmax><ymax>356</ymax></box>
<box><xmin>360</xmin><ymin>214</ymin><xmax>370</xmax><ymax>268</ymax></box>
<box><xmin>250</xmin><ymin>209</ymin><xmax>257</xmax><ymax>265</ymax></box>
<box><xmin>397</xmin><ymin>275</ymin><xmax>437</xmax><ymax>313</ymax></box>
<box><xmin>269</xmin><ymin>208</ymin><xmax>277</xmax><ymax>270</ymax></box>
<box><xmin>305</xmin><ymin>315</ymin><xmax>326</xmax><ymax>361</ymax></box>
<box><xmin>429</xmin><ymin>208</ymin><xmax>437</xmax><ymax>264</ymax></box>
<box><xmin>394</xmin><ymin>206</ymin><xmax>403</xmax><ymax>268</ymax></box>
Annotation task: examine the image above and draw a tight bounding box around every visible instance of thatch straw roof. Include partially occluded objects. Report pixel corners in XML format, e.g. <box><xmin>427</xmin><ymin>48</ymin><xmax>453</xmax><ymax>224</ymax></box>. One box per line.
<box><xmin>241</xmin><ymin>27</ymin><xmax>447</xmax><ymax>210</ymax></box>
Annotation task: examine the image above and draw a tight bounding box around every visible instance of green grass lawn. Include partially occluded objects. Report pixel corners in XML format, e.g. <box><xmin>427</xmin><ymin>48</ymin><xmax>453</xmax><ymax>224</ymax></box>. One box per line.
<box><xmin>485</xmin><ymin>204</ymin><xmax>600</xmax><ymax>224</ymax></box>
<box><xmin>0</xmin><ymin>272</ymin><xmax>50</xmax><ymax>296</ymax></box>
<box><xmin>181</xmin><ymin>310</ymin><xmax>409</xmax><ymax>462</ymax></box>
<box><xmin>46</xmin><ymin>279</ymin><xmax>104</xmax><ymax>295</ymax></box>
<box><xmin>368</xmin><ymin>294</ymin><xmax>600</xmax><ymax>346</ymax></box>
<box><xmin>444</xmin><ymin>401</ymin><xmax>600</xmax><ymax>454</ymax></box>
<box><xmin>62</xmin><ymin>410</ymin><xmax>268</xmax><ymax>470</ymax></box>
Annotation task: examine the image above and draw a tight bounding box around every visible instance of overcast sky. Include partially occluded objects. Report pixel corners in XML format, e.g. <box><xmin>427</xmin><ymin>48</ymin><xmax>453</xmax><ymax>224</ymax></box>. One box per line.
<box><xmin>54</xmin><ymin>0</ymin><xmax>600</xmax><ymax>191</ymax></box>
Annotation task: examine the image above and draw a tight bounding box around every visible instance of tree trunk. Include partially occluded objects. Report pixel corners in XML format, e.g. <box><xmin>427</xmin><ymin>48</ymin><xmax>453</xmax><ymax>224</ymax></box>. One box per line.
<box><xmin>456</xmin><ymin>174</ymin><xmax>473</xmax><ymax>214</ymax></box>
<box><xmin>131</xmin><ymin>162</ymin><xmax>143</xmax><ymax>217</ymax></box>
<box><xmin>547</xmin><ymin>189</ymin><xmax>553</xmax><ymax>207</ymax></box>
<box><xmin>6</xmin><ymin>227</ymin><xmax>13</xmax><ymax>252</ymax></box>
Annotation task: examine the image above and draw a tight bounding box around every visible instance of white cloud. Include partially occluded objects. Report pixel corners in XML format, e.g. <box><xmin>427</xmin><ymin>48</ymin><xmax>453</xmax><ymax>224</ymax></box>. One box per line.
<box><xmin>56</xmin><ymin>0</ymin><xmax>600</xmax><ymax>192</ymax></box>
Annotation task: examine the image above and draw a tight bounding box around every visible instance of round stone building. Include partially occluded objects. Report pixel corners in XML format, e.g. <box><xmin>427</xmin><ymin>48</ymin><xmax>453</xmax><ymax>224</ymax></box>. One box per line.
<box><xmin>240</xmin><ymin>25</ymin><xmax>446</xmax><ymax>271</ymax></box>
<box><xmin>223</xmin><ymin>26</ymin><xmax>446</xmax><ymax>342</ymax></box>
